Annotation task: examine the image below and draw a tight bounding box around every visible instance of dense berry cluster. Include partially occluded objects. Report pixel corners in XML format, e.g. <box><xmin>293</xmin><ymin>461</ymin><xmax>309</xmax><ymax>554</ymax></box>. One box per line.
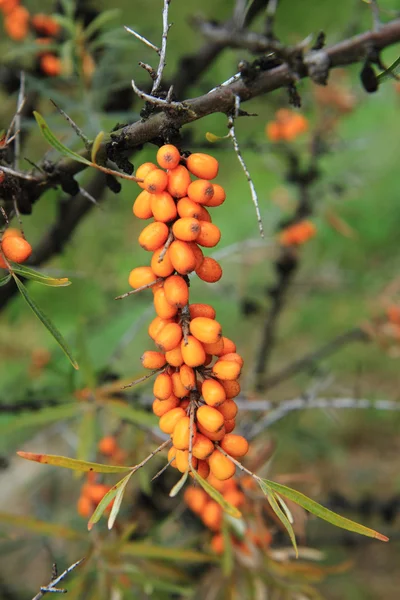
<box><xmin>129</xmin><ymin>145</ymin><xmax>249</xmax><ymax>482</ymax></box>
<box><xmin>0</xmin><ymin>227</ymin><xmax>32</xmax><ymax>269</ymax></box>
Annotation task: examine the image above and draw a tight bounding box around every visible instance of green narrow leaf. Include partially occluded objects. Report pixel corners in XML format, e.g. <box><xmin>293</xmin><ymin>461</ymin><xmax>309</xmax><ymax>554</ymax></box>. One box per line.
<box><xmin>264</xmin><ymin>479</ymin><xmax>389</xmax><ymax>542</ymax></box>
<box><xmin>258</xmin><ymin>480</ymin><xmax>298</xmax><ymax>557</ymax></box>
<box><xmin>52</xmin><ymin>13</ymin><xmax>77</xmax><ymax>36</ymax></box>
<box><xmin>75</xmin><ymin>407</ymin><xmax>97</xmax><ymax>478</ymax></box>
<box><xmin>10</xmin><ymin>263</ymin><xmax>71</xmax><ymax>286</ymax></box>
<box><xmin>34</xmin><ymin>111</ymin><xmax>92</xmax><ymax>167</ymax></box>
<box><xmin>0</xmin><ymin>512</ymin><xmax>85</xmax><ymax>540</ymax></box>
<box><xmin>169</xmin><ymin>471</ymin><xmax>188</xmax><ymax>498</ymax></box>
<box><xmin>206</xmin><ymin>132</ymin><xmax>227</xmax><ymax>143</ymax></box>
<box><xmin>107</xmin><ymin>401</ymin><xmax>158</xmax><ymax>427</ymax></box>
<box><xmin>221</xmin><ymin>518</ymin><xmax>234</xmax><ymax>576</ymax></box>
<box><xmin>0</xmin><ymin>273</ymin><xmax>11</xmax><ymax>287</ymax></box>
<box><xmin>107</xmin><ymin>471</ymin><xmax>134</xmax><ymax>530</ymax></box>
<box><xmin>191</xmin><ymin>469</ymin><xmax>241</xmax><ymax>519</ymax></box>
<box><xmin>0</xmin><ymin>403</ymin><xmax>78</xmax><ymax>435</ymax></box>
<box><xmin>84</xmin><ymin>9</ymin><xmax>120</xmax><ymax>40</ymax></box>
<box><xmin>88</xmin><ymin>472</ymin><xmax>132</xmax><ymax>530</ymax></box>
<box><xmin>17</xmin><ymin>451</ymin><xmax>132</xmax><ymax>473</ymax></box>
<box><xmin>76</xmin><ymin>324</ymin><xmax>96</xmax><ymax>390</ymax></box>
<box><xmin>91</xmin><ymin>131</ymin><xmax>105</xmax><ymax>164</ymax></box>
<box><xmin>11</xmin><ymin>274</ymin><xmax>78</xmax><ymax>370</ymax></box>
<box><xmin>121</xmin><ymin>542</ymin><xmax>216</xmax><ymax>563</ymax></box>
<box><xmin>377</xmin><ymin>56</ymin><xmax>400</xmax><ymax>82</ymax></box>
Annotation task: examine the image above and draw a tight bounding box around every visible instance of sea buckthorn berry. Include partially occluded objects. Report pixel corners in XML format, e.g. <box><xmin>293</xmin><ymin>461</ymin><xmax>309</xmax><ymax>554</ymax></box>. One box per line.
<box><xmin>0</xmin><ymin>0</ymin><xmax>19</xmax><ymax>16</ymax></box>
<box><xmin>164</xmin><ymin>274</ymin><xmax>189</xmax><ymax>308</ymax></box>
<box><xmin>198</xmin><ymin>424</ymin><xmax>226</xmax><ymax>441</ymax></box>
<box><xmin>224</xmin><ymin>489</ymin><xmax>245</xmax><ymax>508</ymax></box>
<box><xmin>192</xmin><ymin>459</ymin><xmax>210</xmax><ymax>479</ymax></box>
<box><xmin>212</xmin><ymin>360</ymin><xmax>241</xmax><ymax>381</ymax></box>
<box><xmin>204</xmin><ymin>354</ymin><xmax>213</xmax><ymax>366</ymax></box>
<box><xmin>195</xmin><ymin>256</ymin><xmax>223</xmax><ymax>283</ymax></box>
<box><xmin>197</xmin><ymin>405</ymin><xmax>224</xmax><ymax>432</ymax></box>
<box><xmin>172</xmin><ymin>416</ymin><xmax>196</xmax><ymax>450</ymax></box>
<box><xmin>179</xmin><ymin>364</ymin><xmax>196</xmax><ymax>390</ymax></box>
<box><xmin>136</xmin><ymin>162</ymin><xmax>157</xmax><ymax>188</ymax></box>
<box><xmin>202</xmin><ymin>501</ymin><xmax>222</xmax><ymax>530</ymax></box>
<box><xmin>208</xmin><ymin>450</ymin><xmax>236</xmax><ymax>481</ymax></box>
<box><xmin>220</xmin><ymin>434</ymin><xmax>249</xmax><ymax>458</ymax></box>
<box><xmin>167</xmin><ymin>165</ymin><xmax>191</xmax><ymax>198</ymax></box>
<box><xmin>221</xmin><ymin>337</ymin><xmax>236</xmax><ymax>354</ymax></box>
<box><xmin>128</xmin><ymin>266</ymin><xmax>158</xmax><ymax>290</ymax></box>
<box><xmin>1</xmin><ymin>228</ymin><xmax>22</xmax><ymax>240</ymax></box>
<box><xmin>192</xmin><ymin>433</ymin><xmax>215</xmax><ymax>459</ymax></box>
<box><xmin>157</xmin><ymin>144</ymin><xmax>181</xmax><ymax>170</ymax></box>
<box><xmin>4</xmin><ymin>6</ymin><xmax>30</xmax><ymax>40</ymax></box>
<box><xmin>151</xmin><ymin>247</ymin><xmax>174</xmax><ymax>278</ymax></box>
<box><xmin>141</xmin><ymin>350</ymin><xmax>166</xmax><ymax>370</ymax></box>
<box><xmin>205</xmin><ymin>183</ymin><xmax>226</xmax><ymax>207</ymax></box>
<box><xmin>217</xmin><ymin>400</ymin><xmax>238</xmax><ymax>420</ymax></box>
<box><xmin>169</xmin><ymin>240</ymin><xmax>197</xmax><ymax>275</ymax></box>
<box><xmin>1</xmin><ymin>236</ymin><xmax>32</xmax><ymax>263</ymax></box>
<box><xmin>221</xmin><ymin>352</ymin><xmax>244</xmax><ymax>368</ymax></box>
<box><xmin>0</xmin><ymin>255</ymin><xmax>7</xmax><ymax>269</ymax></box>
<box><xmin>153</xmin><ymin>372</ymin><xmax>173</xmax><ymax>400</ymax></box>
<box><xmin>221</xmin><ymin>380</ymin><xmax>241</xmax><ymax>399</ymax></box>
<box><xmin>152</xmin><ymin>394</ymin><xmax>180</xmax><ymax>417</ymax></box>
<box><xmin>138</xmin><ymin>221</ymin><xmax>169</xmax><ymax>251</ymax></box>
<box><xmin>86</xmin><ymin>483</ymin><xmax>111</xmax><ymax>504</ymax></box>
<box><xmin>198</xmin><ymin>205</ymin><xmax>212</xmax><ymax>222</ymax></box>
<box><xmin>177</xmin><ymin>197</ymin><xmax>204</xmax><ymax>220</ymax></box>
<box><xmin>202</xmin><ymin>379</ymin><xmax>226</xmax><ymax>407</ymax></box>
<box><xmin>171</xmin><ymin>371</ymin><xmax>187</xmax><ymax>398</ymax></box>
<box><xmin>189</xmin><ymin>303</ymin><xmax>216</xmax><ymax>320</ymax></box>
<box><xmin>190</xmin><ymin>317</ymin><xmax>222</xmax><ymax>344</ymax></box>
<box><xmin>154</xmin><ymin>288</ymin><xmax>179</xmax><ymax>319</ymax></box>
<box><xmin>98</xmin><ymin>436</ymin><xmax>118</xmax><ymax>456</ymax></box>
<box><xmin>184</xmin><ymin>487</ymin><xmax>208</xmax><ymax>513</ymax></box>
<box><xmin>150</xmin><ymin>191</ymin><xmax>178</xmax><ymax>223</ymax></box>
<box><xmin>196</xmin><ymin>221</ymin><xmax>221</xmax><ymax>248</ymax></box>
<box><xmin>187</xmin><ymin>179</ymin><xmax>214</xmax><ymax>205</ymax></box>
<box><xmin>148</xmin><ymin>316</ymin><xmax>174</xmax><ymax>340</ymax></box>
<box><xmin>31</xmin><ymin>14</ymin><xmax>60</xmax><ymax>36</ymax></box>
<box><xmin>143</xmin><ymin>168</ymin><xmax>168</xmax><ymax>194</ymax></box>
<box><xmin>172</xmin><ymin>217</ymin><xmax>200</xmax><ymax>242</ymax></box>
<box><xmin>151</xmin><ymin>280</ymin><xmax>164</xmax><ymax>295</ymax></box>
<box><xmin>159</xmin><ymin>406</ymin><xmax>186</xmax><ymax>433</ymax></box>
<box><xmin>206</xmin><ymin>473</ymin><xmax>226</xmax><ymax>492</ymax></box>
<box><xmin>186</xmin><ymin>153</ymin><xmax>219</xmax><ymax>180</ymax></box>
<box><xmin>133</xmin><ymin>190</ymin><xmax>153</xmax><ymax>219</ymax></box>
<box><xmin>40</xmin><ymin>54</ymin><xmax>62</xmax><ymax>77</ymax></box>
<box><xmin>165</xmin><ymin>345</ymin><xmax>184</xmax><ymax>367</ymax></box>
<box><xmin>176</xmin><ymin>449</ymin><xmax>197</xmax><ymax>473</ymax></box>
<box><xmin>155</xmin><ymin>322</ymin><xmax>182</xmax><ymax>352</ymax></box>
<box><xmin>187</xmin><ymin>243</ymin><xmax>204</xmax><ymax>270</ymax></box>
<box><xmin>181</xmin><ymin>335</ymin><xmax>206</xmax><ymax>367</ymax></box>
<box><xmin>211</xmin><ymin>533</ymin><xmax>224</xmax><ymax>554</ymax></box>
<box><xmin>168</xmin><ymin>446</ymin><xmax>177</xmax><ymax>467</ymax></box>
<box><xmin>77</xmin><ymin>495</ymin><xmax>92</xmax><ymax>518</ymax></box>
<box><xmin>224</xmin><ymin>419</ymin><xmax>236</xmax><ymax>433</ymax></box>
<box><xmin>180</xmin><ymin>398</ymin><xmax>190</xmax><ymax>410</ymax></box>
<box><xmin>203</xmin><ymin>338</ymin><xmax>224</xmax><ymax>356</ymax></box>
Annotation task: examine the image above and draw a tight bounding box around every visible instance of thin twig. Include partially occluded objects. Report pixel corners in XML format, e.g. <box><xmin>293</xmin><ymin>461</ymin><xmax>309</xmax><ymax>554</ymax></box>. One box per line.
<box><xmin>369</xmin><ymin>0</ymin><xmax>381</xmax><ymax>31</ymax></box>
<box><xmin>152</xmin><ymin>0</ymin><xmax>171</xmax><ymax>94</ymax></box>
<box><xmin>158</xmin><ymin>230</ymin><xmax>174</xmax><ymax>262</ymax></box>
<box><xmin>122</xmin><ymin>369</ymin><xmax>162</xmax><ymax>390</ymax></box>
<box><xmin>0</xmin><ymin>165</ymin><xmax>38</xmax><ymax>181</ymax></box>
<box><xmin>31</xmin><ymin>558</ymin><xmax>84</xmax><ymax>600</ymax></box>
<box><xmin>50</xmin><ymin>100</ymin><xmax>91</xmax><ymax>149</ymax></box>
<box><xmin>138</xmin><ymin>61</ymin><xmax>157</xmax><ymax>81</ymax></box>
<box><xmin>131</xmin><ymin>439</ymin><xmax>171</xmax><ymax>475</ymax></box>
<box><xmin>131</xmin><ymin>79</ymin><xmax>187</xmax><ymax>110</ymax></box>
<box><xmin>152</xmin><ymin>456</ymin><xmax>174</xmax><ymax>481</ymax></box>
<box><xmin>115</xmin><ymin>277</ymin><xmax>163</xmax><ymax>300</ymax></box>
<box><xmin>13</xmin><ymin>71</ymin><xmax>25</xmax><ymax>170</ymax></box>
<box><xmin>124</xmin><ymin>25</ymin><xmax>160</xmax><ymax>54</ymax></box>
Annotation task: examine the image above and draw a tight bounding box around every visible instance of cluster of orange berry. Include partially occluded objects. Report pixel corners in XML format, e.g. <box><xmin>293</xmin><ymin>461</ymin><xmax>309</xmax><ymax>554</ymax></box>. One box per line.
<box><xmin>1</xmin><ymin>0</ymin><xmax>61</xmax><ymax>76</ymax></box>
<box><xmin>129</xmin><ymin>145</ymin><xmax>249</xmax><ymax>482</ymax></box>
<box><xmin>0</xmin><ymin>227</ymin><xmax>32</xmax><ymax>269</ymax></box>
<box><xmin>266</xmin><ymin>109</ymin><xmax>308</xmax><ymax>142</ymax></box>
<box><xmin>279</xmin><ymin>220</ymin><xmax>316</xmax><ymax>247</ymax></box>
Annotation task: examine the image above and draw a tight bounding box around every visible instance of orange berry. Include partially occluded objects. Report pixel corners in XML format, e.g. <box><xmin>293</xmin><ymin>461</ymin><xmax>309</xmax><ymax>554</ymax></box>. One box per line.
<box><xmin>177</xmin><ymin>197</ymin><xmax>204</xmax><ymax>220</ymax></box>
<box><xmin>31</xmin><ymin>14</ymin><xmax>60</xmax><ymax>36</ymax></box>
<box><xmin>136</xmin><ymin>162</ymin><xmax>157</xmax><ymax>189</ymax></box>
<box><xmin>151</xmin><ymin>280</ymin><xmax>164</xmax><ymax>295</ymax></box>
<box><xmin>0</xmin><ymin>255</ymin><xmax>7</xmax><ymax>269</ymax></box>
<box><xmin>202</xmin><ymin>379</ymin><xmax>226</xmax><ymax>407</ymax></box>
<box><xmin>152</xmin><ymin>394</ymin><xmax>180</xmax><ymax>417</ymax></box>
<box><xmin>197</xmin><ymin>405</ymin><xmax>224</xmax><ymax>432</ymax></box>
<box><xmin>157</xmin><ymin>144</ymin><xmax>181</xmax><ymax>170</ymax></box>
<box><xmin>133</xmin><ymin>190</ymin><xmax>153</xmax><ymax>219</ymax></box>
<box><xmin>221</xmin><ymin>380</ymin><xmax>240</xmax><ymax>399</ymax></box>
<box><xmin>153</xmin><ymin>372</ymin><xmax>173</xmax><ymax>400</ymax></box>
<box><xmin>154</xmin><ymin>287</ymin><xmax>179</xmax><ymax>319</ymax></box>
<box><xmin>224</xmin><ymin>418</ymin><xmax>236</xmax><ymax>433</ymax></box>
<box><xmin>198</xmin><ymin>424</ymin><xmax>226</xmax><ymax>441</ymax></box>
<box><xmin>138</xmin><ymin>221</ymin><xmax>169</xmax><ymax>251</ymax></box>
<box><xmin>208</xmin><ymin>450</ymin><xmax>236</xmax><ymax>480</ymax></box>
<box><xmin>77</xmin><ymin>495</ymin><xmax>92</xmax><ymax>518</ymax></box>
<box><xmin>5</xmin><ymin>6</ymin><xmax>29</xmax><ymax>41</ymax></box>
<box><xmin>205</xmin><ymin>184</ymin><xmax>226</xmax><ymax>207</ymax></box>
<box><xmin>181</xmin><ymin>335</ymin><xmax>206</xmax><ymax>367</ymax></box>
<box><xmin>148</xmin><ymin>316</ymin><xmax>174</xmax><ymax>340</ymax></box>
<box><xmin>196</xmin><ymin>221</ymin><xmax>221</xmax><ymax>248</ymax></box>
<box><xmin>220</xmin><ymin>434</ymin><xmax>249</xmax><ymax>458</ymax></box>
<box><xmin>211</xmin><ymin>533</ymin><xmax>225</xmax><ymax>554</ymax></box>
<box><xmin>221</xmin><ymin>337</ymin><xmax>236</xmax><ymax>354</ymax></box>
<box><xmin>203</xmin><ymin>338</ymin><xmax>224</xmax><ymax>356</ymax></box>
<box><xmin>128</xmin><ymin>266</ymin><xmax>158</xmax><ymax>290</ymax></box>
<box><xmin>179</xmin><ymin>364</ymin><xmax>196</xmax><ymax>390</ymax></box>
<box><xmin>170</xmin><ymin>371</ymin><xmax>186</xmax><ymax>398</ymax></box>
<box><xmin>172</xmin><ymin>217</ymin><xmax>200</xmax><ymax>242</ymax></box>
<box><xmin>40</xmin><ymin>54</ymin><xmax>62</xmax><ymax>77</ymax></box>
<box><xmin>204</xmin><ymin>354</ymin><xmax>213</xmax><ymax>366</ymax></box>
<box><xmin>1</xmin><ymin>228</ymin><xmax>22</xmax><ymax>240</ymax></box>
<box><xmin>191</xmin><ymin>459</ymin><xmax>210</xmax><ymax>479</ymax></box>
<box><xmin>98</xmin><ymin>436</ymin><xmax>118</xmax><ymax>456</ymax></box>
<box><xmin>167</xmin><ymin>165</ymin><xmax>191</xmax><ymax>198</ymax></box>
<box><xmin>150</xmin><ymin>191</ymin><xmax>177</xmax><ymax>222</ymax></box>
<box><xmin>175</xmin><ymin>449</ymin><xmax>197</xmax><ymax>473</ymax></box>
<box><xmin>187</xmin><ymin>243</ymin><xmax>204</xmax><ymax>270</ymax></box>
<box><xmin>143</xmin><ymin>168</ymin><xmax>168</xmax><ymax>194</ymax></box>
<box><xmin>221</xmin><ymin>352</ymin><xmax>244</xmax><ymax>368</ymax></box>
<box><xmin>172</xmin><ymin>415</ymin><xmax>197</xmax><ymax>450</ymax></box>
<box><xmin>165</xmin><ymin>345</ymin><xmax>184</xmax><ymax>367</ymax></box>
<box><xmin>164</xmin><ymin>274</ymin><xmax>189</xmax><ymax>308</ymax></box>
<box><xmin>212</xmin><ymin>360</ymin><xmax>241</xmax><ymax>381</ymax></box>
<box><xmin>266</xmin><ymin>121</ymin><xmax>282</xmax><ymax>142</ymax></box>
<box><xmin>184</xmin><ymin>486</ymin><xmax>208</xmax><ymax>513</ymax></box>
<box><xmin>0</xmin><ymin>0</ymin><xmax>19</xmax><ymax>16</ymax></box>
<box><xmin>192</xmin><ymin>433</ymin><xmax>215</xmax><ymax>459</ymax></box>
<box><xmin>159</xmin><ymin>406</ymin><xmax>186</xmax><ymax>433</ymax></box>
<box><xmin>168</xmin><ymin>445</ymin><xmax>177</xmax><ymax>467</ymax></box>
<box><xmin>155</xmin><ymin>322</ymin><xmax>182</xmax><ymax>352</ymax></box>
<box><xmin>206</xmin><ymin>473</ymin><xmax>226</xmax><ymax>492</ymax></box>
<box><xmin>190</xmin><ymin>317</ymin><xmax>222</xmax><ymax>344</ymax></box>
<box><xmin>169</xmin><ymin>240</ymin><xmax>197</xmax><ymax>274</ymax></box>
<box><xmin>86</xmin><ymin>483</ymin><xmax>111</xmax><ymax>504</ymax></box>
<box><xmin>150</xmin><ymin>247</ymin><xmax>174</xmax><ymax>278</ymax></box>
<box><xmin>195</xmin><ymin>257</ymin><xmax>222</xmax><ymax>283</ymax></box>
<box><xmin>180</xmin><ymin>398</ymin><xmax>190</xmax><ymax>410</ymax></box>
<box><xmin>1</xmin><ymin>236</ymin><xmax>32</xmax><ymax>263</ymax></box>
<box><xmin>186</xmin><ymin>153</ymin><xmax>219</xmax><ymax>180</ymax></box>
<box><xmin>187</xmin><ymin>179</ymin><xmax>214</xmax><ymax>205</ymax></box>
<box><xmin>189</xmin><ymin>303</ymin><xmax>216</xmax><ymax>320</ymax></box>
<box><xmin>224</xmin><ymin>489</ymin><xmax>245</xmax><ymax>508</ymax></box>
<box><xmin>216</xmin><ymin>400</ymin><xmax>238</xmax><ymax>420</ymax></box>
<box><xmin>202</xmin><ymin>501</ymin><xmax>222</xmax><ymax>530</ymax></box>
<box><xmin>141</xmin><ymin>350</ymin><xmax>166</xmax><ymax>370</ymax></box>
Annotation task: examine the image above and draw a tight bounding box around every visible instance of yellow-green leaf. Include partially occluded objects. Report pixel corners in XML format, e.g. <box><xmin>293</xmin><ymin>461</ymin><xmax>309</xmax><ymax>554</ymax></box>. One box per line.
<box><xmin>258</xmin><ymin>480</ymin><xmax>298</xmax><ymax>557</ymax></box>
<box><xmin>0</xmin><ymin>403</ymin><xmax>78</xmax><ymax>435</ymax></box>
<box><xmin>107</xmin><ymin>401</ymin><xmax>158</xmax><ymax>427</ymax></box>
<box><xmin>88</xmin><ymin>472</ymin><xmax>132</xmax><ymax>530</ymax></box>
<box><xmin>12</xmin><ymin>274</ymin><xmax>78</xmax><ymax>369</ymax></box>
<box><xmin>206</xmin><ymin>131</ymin><xmax>226</xmax><ymax>143</ymax></box>
<box><xmin>264</xmin><ymin>479</ymin><xmax>389</xmax><ymax>542</ymax></box>
<box><xmin>221</xmin><ymin>518</ymin><xmax>234</xmax><ymax>576</ymax></box>
<box><xmin>107</xmin><ymin>471</ymin><xmax>134</xmax><ymax>530</ymax></box>
<box><xmin>121</xmin><ymin>542</ymin><xmax>216</xmax><ymax>563</ymax></box>
<box><xmin>0</xmin><ymin>512</ymin><xmax>85</xmax><ymax>541</ymax></box>
<box><xmin>169</xmin><ymin>471</ymin><xmax>188</xmax><ymax>498</ymax></box>
<box><xmin>91</xmin><ymin>131</ymin><xmax>105</xmax><ymax>164</ymax></box>
<box><xmin>10</xmin><ymin>263</ymin><xmax>71</xmax><ymax>286</ymax></box>
<box><xmin>191</xmin><ymin>469</ymin><xmax>241</xmax><ymax>519</ymax></box>
<box><xmin>75</xmin><ymin>407</ymin><xmax>97</xmax><ymax>478</ymax></box>
<box><xmin>34</xmin><ymin>111</ymin><xmax>92</xmax><ymax>166</ymax></box>
<box><xmin>17</xmin><ymin>451</ymin><xmax>132</xmax><ymax>473</ymax></box>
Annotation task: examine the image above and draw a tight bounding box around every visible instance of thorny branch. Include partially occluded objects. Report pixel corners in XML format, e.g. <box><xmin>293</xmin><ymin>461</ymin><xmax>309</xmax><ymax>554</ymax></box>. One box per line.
<box><xmin>152</xmin><ymin>0</ymin><xmax>171</xmax><ymax>94</ymax></box>
<box><xmin>31</xmin><ymin>558</ymin><xmax>84</xmax><ymax>600</ymax></box>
